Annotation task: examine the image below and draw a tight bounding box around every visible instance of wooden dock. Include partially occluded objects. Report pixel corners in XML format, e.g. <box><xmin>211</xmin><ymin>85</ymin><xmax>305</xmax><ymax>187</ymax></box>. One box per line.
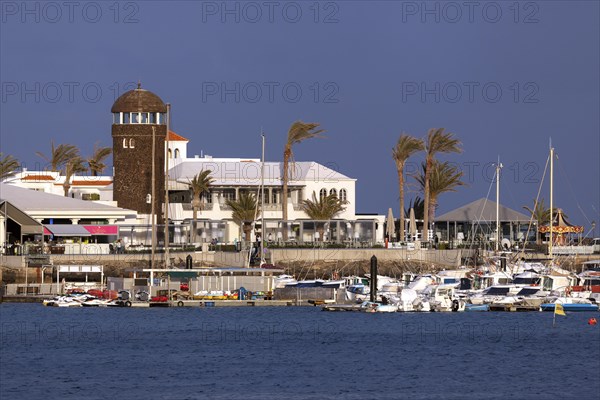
<box><xmin>488</xmin><ymin>303</ymin><xmax>539</xmax><ymax>312</ymax></box>
<box><xmin>167</xmin><ymin>299</ymin><xmax>296</xmax><ymax>307</ymax></box>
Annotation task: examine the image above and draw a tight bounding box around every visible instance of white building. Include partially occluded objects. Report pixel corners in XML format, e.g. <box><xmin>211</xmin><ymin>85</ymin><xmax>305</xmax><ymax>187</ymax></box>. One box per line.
<box><xmin>3</xmin><ymin>129</ymin><xmax>383</xmax><ymax>247</ymax></box>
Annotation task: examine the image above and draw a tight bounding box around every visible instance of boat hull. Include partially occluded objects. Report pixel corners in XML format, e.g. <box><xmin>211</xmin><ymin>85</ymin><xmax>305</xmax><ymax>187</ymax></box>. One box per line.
<box><xmin>540</xmin><ymin>303</ymin><xmax>599</xmax><ymax>312</ymax></box>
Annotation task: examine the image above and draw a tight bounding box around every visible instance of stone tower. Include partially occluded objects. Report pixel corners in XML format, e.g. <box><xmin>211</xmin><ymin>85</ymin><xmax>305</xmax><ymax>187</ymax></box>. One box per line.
<box><xmin>111</xmin><ymin>84</ymin><xmax>167</xmax><ymax>220</ymax></box>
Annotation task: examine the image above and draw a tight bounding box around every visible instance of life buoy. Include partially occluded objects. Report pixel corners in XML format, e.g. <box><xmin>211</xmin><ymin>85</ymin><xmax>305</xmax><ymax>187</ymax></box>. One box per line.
<box><xmin>177</xmin><ymin>301</ymin><xmax>184</xmax><ymax>307</ymax></box>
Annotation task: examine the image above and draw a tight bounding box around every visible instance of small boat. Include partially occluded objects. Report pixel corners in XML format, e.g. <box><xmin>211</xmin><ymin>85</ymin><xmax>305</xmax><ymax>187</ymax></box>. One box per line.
<box><xmin>465</xmin><ymin>303</ymin><xmax>489</xmax><ymax>312</ymax></box>
<box><xmin>360</xmin><ymin>301</ymin><xmax>397</xmax><ymax>313</ymax></box>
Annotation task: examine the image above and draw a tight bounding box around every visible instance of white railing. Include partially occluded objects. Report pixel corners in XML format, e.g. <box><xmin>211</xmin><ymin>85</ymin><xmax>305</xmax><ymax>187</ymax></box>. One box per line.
<box><xmin>553</xmin><ymin>245</ymin><xmax>595</xmax><ymax>255</ymax></box>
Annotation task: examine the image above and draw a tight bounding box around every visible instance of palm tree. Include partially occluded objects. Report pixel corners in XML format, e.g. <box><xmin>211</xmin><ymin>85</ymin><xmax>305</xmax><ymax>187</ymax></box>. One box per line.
<box><xmin>405</xmin><ymin>196</ymin><xmax>425</xmax><ymax>220</ymax></box>
<box><xmin>282</xmin><ymin>121</ymin><xmax>325</xmax><ymax>228</ymax></box>
<box><xmin>62</xmin><ymin>157</ymin><xmax>87</xmax><ymax>196</ymax></box>
<box><xmin>415</xmin><ymin>160</ymin><xmax>465</xmax><ymax>221</ymax></box>
<box><xmin>523</xmin><ymin>198</ymin><xmax>552</xmax><ymax>244</ymax></box>
<box><xmin>392</xmin><ymin>134</ymin><xmax>424</xmax><ymax>241</ymax></box>
<box><xmin>300</xmin><ymin>191</ymin><xmax>347</xmax><ymax>241</ymax></box>
<box><xmin>227</xmin><ymin>192</ymin><xmax>260</xmax><ymax>241</ymax></box>
<box><xmin>87</xmin><ymin>143</ymin><xmax>112</xmax><ymax>176</ymax></box>
<box><xmin>36</xmin><ymin>140</ymin><xmax>80</xmax><ymax>173</ymax></box>
<box><xmin>0</xmin><ymin>153</ymin><xmax>20</xmax><ymax>181</ymax></box>
<box><xmin>188</xmin><ymin>170</ymin><xmax>214</xmax><ymax>243</ymax></box>
<box><xmin>422</xmin><ymin>128</ymin><xmax>462</xmax><ymax>242</ymax></box>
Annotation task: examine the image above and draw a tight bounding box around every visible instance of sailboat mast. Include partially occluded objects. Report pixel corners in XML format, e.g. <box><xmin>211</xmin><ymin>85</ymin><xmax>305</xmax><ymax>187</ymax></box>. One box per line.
<box><xmin>495</xmin><ymin>159</ymin><xmax>502</xmax><ymax>252</ymax></box>
<box><xmin>549</xmin><ymin>146</ymin><xmax>554</xmax><ymax>259</ymax></box>
<box><xmin>260</xmin><ymin>132</ymin><xmax>266</xmax><ymax>265</ymax></box>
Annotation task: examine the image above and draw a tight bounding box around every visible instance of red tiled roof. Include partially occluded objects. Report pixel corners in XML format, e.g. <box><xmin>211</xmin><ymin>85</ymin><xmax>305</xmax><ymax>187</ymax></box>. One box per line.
<box><xmin>168</xmin><ymin>130</ymin><xmax>189</xmax><ymax>141</ymax></box>
<box><xmin>21</xmin><ymin>175</ymin><xmax>56</xmax><ymax>181</ymax></box>
<box><xmin>71</xmin><ymin>180</ymin><xmax>113</xmax><ymax>186</ymax></box>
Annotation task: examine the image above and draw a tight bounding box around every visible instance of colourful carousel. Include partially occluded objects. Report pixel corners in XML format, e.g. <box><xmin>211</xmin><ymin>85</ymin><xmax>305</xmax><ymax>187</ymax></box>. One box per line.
<box><xmin>538</xmin><ymin>209</ymin><xmax>584</xmax><ymax>245</ymax></box>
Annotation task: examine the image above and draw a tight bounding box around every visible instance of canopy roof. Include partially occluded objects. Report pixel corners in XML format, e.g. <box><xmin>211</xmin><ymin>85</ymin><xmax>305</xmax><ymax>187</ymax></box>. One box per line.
<box><xmin>0</xmin><ymin>201</ymin><xmax>43</xmax><ymax>235</ymax></box>
<box><xmin>538</xmin><ymin>209</ymin><xmax>583</xmax><ymax>234</ymax></box>
<box><xmin>435</xmin><ymin>198</ymin><xmax>531</xmax><ymax>222</ymax></box>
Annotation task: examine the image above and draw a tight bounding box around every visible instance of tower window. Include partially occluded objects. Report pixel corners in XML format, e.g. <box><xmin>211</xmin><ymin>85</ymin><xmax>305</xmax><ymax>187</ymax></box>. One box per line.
<box><xmin>140</xmin><ymin>113</ymin><xmax>148</xmax><ymax>124</ymax></box>
<box><xmin>150</xmin><ymin>113</ymin><xmax>157</xmax><ymax>124</ymax></box>
<box><xmin>122</xmin><ymin>138</ymin><xmax>128</xmax><ymax>148</ymax></box>
<box><xmin>123</xmin><ymin>113</ymin><xmax>130</xmax><ymax>124</ymax></box>
<box><xmin>131</xmin><ymin>113</ymin><xmax>140</xmax><ymax>124</ymax></box>
<box><xmin>129</xmin><ymin>139</ymin><xmax>135</xmax><ymax>148</ymax></box>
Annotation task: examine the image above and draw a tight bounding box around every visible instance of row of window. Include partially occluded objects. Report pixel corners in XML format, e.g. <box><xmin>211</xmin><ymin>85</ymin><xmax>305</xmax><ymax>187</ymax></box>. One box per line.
<box><xmin>113</xmin><ymin>112</ymin><xmax>167</xmax><ymax>125</ymax></box>
<box><xmin>167</xmin><ymin>149</ymin><xmax>181</xmax><ymax>158</ymax></box>
<box><xmin>319</xmin><ymin>188</ymin><xmax>347</xmax><ymax>202</ymax></box>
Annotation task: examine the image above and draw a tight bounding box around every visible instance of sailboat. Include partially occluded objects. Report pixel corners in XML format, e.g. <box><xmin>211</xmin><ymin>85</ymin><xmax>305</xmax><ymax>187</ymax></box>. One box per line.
<box><xmin>246</xmin><ymin>132</ymin><xmax>267</xmax><ymax>268</ymax></box>
<box><xmin>539</xmin><ymin>143</ymin><xmax>598</xmax><ymax>312</ymax></box>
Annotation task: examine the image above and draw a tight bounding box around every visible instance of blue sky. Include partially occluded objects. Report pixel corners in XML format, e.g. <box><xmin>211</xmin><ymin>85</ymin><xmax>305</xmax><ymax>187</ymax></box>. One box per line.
<box><xmin>1</xmin><ymin>1</ymin><xmax>599</xmax><ymax>233</ymax></box>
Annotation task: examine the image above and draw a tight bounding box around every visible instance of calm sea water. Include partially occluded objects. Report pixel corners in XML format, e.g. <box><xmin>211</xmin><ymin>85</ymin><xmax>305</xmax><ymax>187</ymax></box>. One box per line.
<box><xmin>1</xmin><ymin>304</ymin><xmax>599</xmax><ymax>400</ymax></box>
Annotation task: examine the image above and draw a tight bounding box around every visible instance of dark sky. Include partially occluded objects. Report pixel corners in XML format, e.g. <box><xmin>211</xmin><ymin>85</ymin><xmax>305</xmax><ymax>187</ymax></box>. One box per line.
<box><xmin>1</xmin><ymin>1</ymin><xmax>599</xmax><ymax>233</ymax></box>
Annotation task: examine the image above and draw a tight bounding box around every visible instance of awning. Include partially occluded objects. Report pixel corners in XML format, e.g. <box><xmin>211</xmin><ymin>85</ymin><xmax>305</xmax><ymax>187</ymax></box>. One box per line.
<box><xmin>0</xmin><ymin>201</ymin><xmax>43</xmax><ymax>235</ymax></box>
<box><xmin>44</xmin><ymin>224</ymin><xmax>91</xmax><ymax>237</ymax></box>
<box><xmin>83</xmin><ymin>225</ymin><xmax>118</xmax><ymax>235</ymax></box>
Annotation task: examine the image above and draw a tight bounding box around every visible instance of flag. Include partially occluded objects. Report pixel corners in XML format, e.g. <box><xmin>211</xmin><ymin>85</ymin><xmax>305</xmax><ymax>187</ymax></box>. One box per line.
<box><xmin>555</xmin><ymin>303</ymin><xmax>566</xmax><ymax>316</ymax></box>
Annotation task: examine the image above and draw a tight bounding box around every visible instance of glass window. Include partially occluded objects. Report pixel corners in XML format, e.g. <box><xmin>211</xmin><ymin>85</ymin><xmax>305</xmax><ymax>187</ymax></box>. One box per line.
<box><xmin>123</xmin><ymin>113</ymin><xmax>130</xmax><ymax>124</ymax></box>
<box><xmin>174</xmin><ymin>149</ymin><xmax>180</xmax><ymax>158</ymax></box>
<box><xmin>131</xmin><ymin>113</ymin><xmax>140</xmax><ymax>124</ymax></box>
<box><xmin>340</xmin><ymin>189</ymin><xmax>347</xmax><ymax>202</ymax></box>
<box><xmin>319</xmin><ymin>188</ymin><xmax>327</xmax><ymax>200</ymax></box>
<box><xmin>113</xmin><ymin>113</ymin><xmax>121</xmax><ymax>124</ymax></box>
<box><xmin>159</xmin><ymin>113</ymin><xmax>167</xmax><ymax>124</ymax></box>
<box><xmin>329</xmin><ymin>188</ymin><xmax>337</xmax><ymax>198</ymax></box>
<box><xmin>272</xmin><ymin>190</ymin><xmax>278</xmax><ymax>204</ymax></box>
<box><xmin>150</xmin><ymin>113</ymin><xmax>157</xmax><ymax>124</ymax></box>
<box><xmin>141</xmin><ymin>113</ymin><xmax>148</xmax><ymax>124</ymax></box>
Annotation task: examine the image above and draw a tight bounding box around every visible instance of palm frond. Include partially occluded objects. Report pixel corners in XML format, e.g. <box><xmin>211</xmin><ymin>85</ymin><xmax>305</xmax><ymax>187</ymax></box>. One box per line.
<box><xmin>0</xmin><ymin>153</ymin><xmax>20</xmax><ymax>181</ymax></box>
<box><xmin>87</xmin><ymin>143</ymin><xmax>112</xmax><ymax>176</ymax></box>
<box><xmin>300</xmin><ymin>191</ymin><xmax>347</xmax><ymax>220</ymax></box>
<box><xmin>227</xmin><ymin>192</ymin><xmax>260</xmax><ymax>225</ymax></box>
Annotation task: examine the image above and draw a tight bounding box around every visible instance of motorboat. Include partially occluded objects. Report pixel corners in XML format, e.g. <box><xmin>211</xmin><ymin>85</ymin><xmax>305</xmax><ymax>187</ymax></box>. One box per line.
<box><xmin>428</xmin><ymin>284</ymin><xmax>465</xmax><ymax>312</ymax></box>
<box><xmin>275</xmin><ymin>274</ymin><xmax>298</xmax><ymax>288</ymax></box>
<box><xmin>540</xmin><ymin>297</ymin><xmax>599</xmax><ymax>312</ymax></box>
<box><xmin>468</xmin><ymin>285</ymin><xmax>521</xmax><ymax>305</ymax></box>
<box><xmin>488</xmin><ymin>286</ymin><xmax>550</xmax><ymax>311</ymax></box>
<box><xmin>43</xmin><ymin>295</ymin><xmax>83</xmax><ymax>307</ymax></box>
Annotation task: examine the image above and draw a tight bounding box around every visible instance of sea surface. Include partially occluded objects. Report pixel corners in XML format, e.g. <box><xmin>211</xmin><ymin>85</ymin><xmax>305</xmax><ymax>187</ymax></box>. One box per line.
<box><xmin>1</xmin><ymin>304</ymin><xmax>599</xmax><ymax>400</ymax></box>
